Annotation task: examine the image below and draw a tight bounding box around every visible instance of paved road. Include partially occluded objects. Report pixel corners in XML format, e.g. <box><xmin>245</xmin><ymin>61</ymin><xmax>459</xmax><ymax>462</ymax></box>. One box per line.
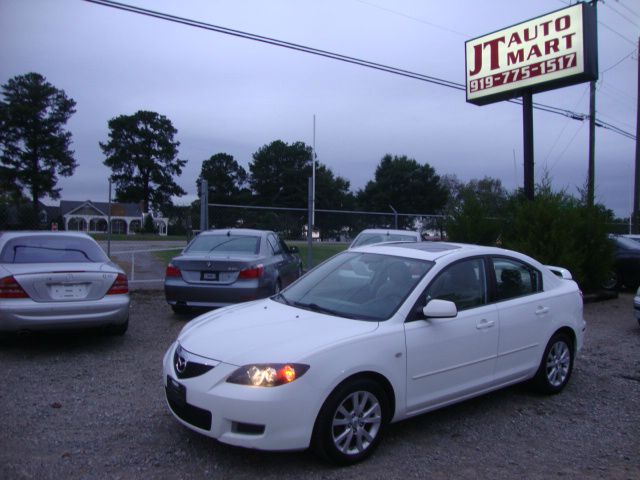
<box><xmin>98</xmin><ymin>240</ymin><xmax>187</xmax><ymax>290</ymax></box>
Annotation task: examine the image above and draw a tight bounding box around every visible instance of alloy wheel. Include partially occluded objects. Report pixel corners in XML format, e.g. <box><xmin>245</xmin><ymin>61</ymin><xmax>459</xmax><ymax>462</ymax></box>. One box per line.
<box><xmin>546</xmin><ymin>340</ymin><xmax>571</xmax><ymax>387</ymax></box>
<box><xmin>331</xmin><ymin>390</ymin><xmax>382</xmax><ymax>456</ymax></box>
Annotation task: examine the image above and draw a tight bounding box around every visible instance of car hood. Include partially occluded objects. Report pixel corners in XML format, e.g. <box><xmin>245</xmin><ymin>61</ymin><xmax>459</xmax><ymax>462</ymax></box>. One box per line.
<box><xmin>177</xmin><ymin>299</ymin><xmax>379</xmax><ymax>366</ymax></box>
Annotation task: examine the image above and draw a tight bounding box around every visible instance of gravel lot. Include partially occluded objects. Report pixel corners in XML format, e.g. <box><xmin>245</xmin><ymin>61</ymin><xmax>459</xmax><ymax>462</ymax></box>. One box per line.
<box><xmin>1</xmin><ymin>291</ymin><xmax>638</xmax><ymax>479</ymax></box>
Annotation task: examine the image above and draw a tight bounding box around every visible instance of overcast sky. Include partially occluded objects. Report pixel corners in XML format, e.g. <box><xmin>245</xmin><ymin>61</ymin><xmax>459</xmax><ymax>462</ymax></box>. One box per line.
<box><xmin>1</xmin><ymin>0</ymin><xmax>638</xmax><ymax>216</ymax></box>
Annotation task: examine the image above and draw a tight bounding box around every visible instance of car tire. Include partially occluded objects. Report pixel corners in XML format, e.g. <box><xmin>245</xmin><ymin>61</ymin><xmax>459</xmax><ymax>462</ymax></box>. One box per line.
<box><xmin>171</xmin><ymin>305</ymin><xmax>191</xmax><ymax>314</ymax></box>
<box><xmin>312</xmin><ymin>378</ymin><xmax>388</xmax><ymax>465</ymax></box>
<box><xmin>106</xmin><ymin>318</ymin><xmax>128</xmax><ymax>336</ymax></box>
<box><xmin>531</xmin><ymin>332</ymin><xmax>574</xmax><ymax>394</ymax></box>
<box><xmin>600</xmin><ymin>270</ymin><xmax>619</xmax><ymax>291</ymax></box>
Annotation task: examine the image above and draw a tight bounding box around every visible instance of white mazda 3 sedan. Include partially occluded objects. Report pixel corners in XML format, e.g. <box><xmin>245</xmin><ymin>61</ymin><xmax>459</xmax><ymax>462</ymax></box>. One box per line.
<box><xmin>163</xmin><ymin>242</ymin><xmax>585</xmax><ymax>464</ymax></box>
<box><xmin>0</xmin><ymin>231</ymin><xmax>130</xmax><ymax>335</ymax></box>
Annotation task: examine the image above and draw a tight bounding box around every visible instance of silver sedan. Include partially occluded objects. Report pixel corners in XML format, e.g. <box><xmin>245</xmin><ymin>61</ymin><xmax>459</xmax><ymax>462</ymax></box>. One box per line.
<box><xmin>0</xmin><ymin>231</ymin><xmax>130</xmax><ymax>334</ymax></box>
<box><xmin>164</xmin><ymin>228</ymin><xmax>302</xmax><ymax>313</ymax></box>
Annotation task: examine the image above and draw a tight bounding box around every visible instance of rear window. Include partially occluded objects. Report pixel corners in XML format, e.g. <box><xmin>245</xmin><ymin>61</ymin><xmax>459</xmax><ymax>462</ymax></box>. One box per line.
<box><xmin>352</xmin><ymin>233</ymin><xmax>418</xmax><ymax>248</ymax></box>
<box><xmin>0</xmin><ymin>235</ymin><xmax>109</xmax><ymax>263</ymax></box>
<box><xmin>186</xmin><ymin>235</ymin><xmax>260</xmax><ymax>254</ymax></box>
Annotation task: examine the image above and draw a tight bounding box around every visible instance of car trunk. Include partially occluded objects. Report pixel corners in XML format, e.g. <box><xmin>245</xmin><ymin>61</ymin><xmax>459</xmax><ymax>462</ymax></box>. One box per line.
<box><xmin>173</xmin><ymin>255</ymin><xmax>263</xmax><ymax>285</ymax></box>
<box><xmin>4</xmin><ymin>263</ymin><xmax>118</xmax><ymax>302</ymax></box>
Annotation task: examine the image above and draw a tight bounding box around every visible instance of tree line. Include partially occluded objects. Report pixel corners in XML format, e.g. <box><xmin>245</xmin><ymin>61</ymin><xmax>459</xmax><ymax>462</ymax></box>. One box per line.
<box><xmin>0</xmin><ymin>72</ymin><xmax>449</xmax><ymax>235</ymax></box>
<box><xmin>0</xmin><ymin>72</ymin><xmax>625</xmax><ymax>289</ymax></box>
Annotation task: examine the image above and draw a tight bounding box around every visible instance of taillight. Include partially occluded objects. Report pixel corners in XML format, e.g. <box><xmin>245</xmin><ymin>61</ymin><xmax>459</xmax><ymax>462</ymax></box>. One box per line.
<box><xmin>166</xmin><ymin>264</ymin><xmax>181</xmax><ymax>278</ymax></box>
<box><xmin>0</xmin><ymin>276</ymin><xmax>29</xmax><ymax>299</ymax></box>
<box><xmin>107</xmin><ymin>273</ymin><xmax>129</xmax><ymax>295</ymax></box>
<box><xmin>238</xmin><ymin>265</ymin><xmax>264</xmax><ymax>279</ymax></box>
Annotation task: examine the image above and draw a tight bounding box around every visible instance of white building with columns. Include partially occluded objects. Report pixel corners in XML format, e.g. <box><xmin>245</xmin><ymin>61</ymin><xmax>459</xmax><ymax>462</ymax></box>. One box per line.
<box><xmin>60</xmin><ymin>200</ymin><xmax>168</xmax><ymax>235</ymax></box>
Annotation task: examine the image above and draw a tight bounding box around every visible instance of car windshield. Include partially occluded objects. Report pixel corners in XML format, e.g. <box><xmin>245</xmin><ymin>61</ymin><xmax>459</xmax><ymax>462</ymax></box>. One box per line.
<box><xmin>186</xmin><ymin>235</ymin><xmax>260</xmax><ymax>254</ymax></box>
<box><xmin>0</xmin><ymin>236</ymin><xmax>108</xmax><ymax>263</ymax></box>
<box><xmin>275</xmin><ymin>251</ymin><xmax>433</xmax><ymax>321</ymax></box>
<box><xmin>352</xmin><ymin>233</ymin><xmax>417</xmax><ymax>248</ymax></box>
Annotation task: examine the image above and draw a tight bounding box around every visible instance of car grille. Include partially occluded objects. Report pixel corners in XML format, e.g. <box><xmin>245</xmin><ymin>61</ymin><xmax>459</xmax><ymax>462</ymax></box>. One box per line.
<box><xmin>173</xmin><ymin>347</ymin><xmax>215</xmax><ymax>379</ymax></box>
<box><xmin>165</xmin><ymin>388</ymin><xmax>212</xmax><ymax>431</ymax></box>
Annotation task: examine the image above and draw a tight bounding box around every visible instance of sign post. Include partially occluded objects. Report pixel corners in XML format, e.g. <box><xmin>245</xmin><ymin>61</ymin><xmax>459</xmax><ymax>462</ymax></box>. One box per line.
<box><xmin>465</xmin><ymin>3</ymin><xmax>598</xmax><ymax>198</ymax></box>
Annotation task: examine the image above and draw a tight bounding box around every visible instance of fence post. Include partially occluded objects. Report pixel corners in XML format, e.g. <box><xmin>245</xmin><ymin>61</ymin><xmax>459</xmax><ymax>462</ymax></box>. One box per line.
<box><xmin>131</xmin><ymin>251</ymin><xmax>135</xmax><ymax>282</ymax></box>
<box><xmin>307</xmin><ymin>177</ymin><xmax>313</xmax><ymax>270</ymax></box>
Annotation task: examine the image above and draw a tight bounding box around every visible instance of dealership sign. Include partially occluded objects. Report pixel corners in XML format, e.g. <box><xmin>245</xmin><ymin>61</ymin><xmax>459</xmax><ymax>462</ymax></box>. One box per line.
<box><xmin>465</xmin><ymin>3</ymin><xmax>598</xmax><ymax>105</ymax></box>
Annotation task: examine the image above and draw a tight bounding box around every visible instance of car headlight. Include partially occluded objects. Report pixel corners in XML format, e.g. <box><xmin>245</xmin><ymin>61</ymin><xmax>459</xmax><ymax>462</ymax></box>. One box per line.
<box><xmin>227</xmin><ymin>363</ymin><xmax>310</xmax><ymax>387</ymax></box>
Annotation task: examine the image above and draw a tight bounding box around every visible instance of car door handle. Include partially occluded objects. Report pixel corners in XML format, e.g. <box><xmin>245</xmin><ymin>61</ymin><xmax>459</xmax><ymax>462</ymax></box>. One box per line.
<box><xmin>535</xmin><ymin>306</ymin><xmax>550</xmax><ymax>316</ymax></box>
<box><xmin>476</xmin><ymin>318</ymin><xmax>495</xmax><ymax>329</ymax></box>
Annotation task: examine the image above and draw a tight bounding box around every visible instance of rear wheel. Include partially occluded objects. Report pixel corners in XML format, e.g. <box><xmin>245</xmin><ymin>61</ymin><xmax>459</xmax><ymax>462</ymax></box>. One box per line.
<box><xmin>601</xmin><ymin>270</ymin><xmax>619</xmax><ymax>291</ymax></box>
<box><xmin>532</xmin><ymin>332</ymin><xmax>574</xmax><ymax>394</ymax></box>
<box><xmin>312</xmin><ymin>378</ymin><xmax>388</xmax><ymax>465</ymax></box>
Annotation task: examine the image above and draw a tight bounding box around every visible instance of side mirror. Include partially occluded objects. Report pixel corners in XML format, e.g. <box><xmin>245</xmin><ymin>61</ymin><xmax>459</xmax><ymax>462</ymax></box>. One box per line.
<box><xmin>422</xmin><ymin>299</ymin><xmax>458</xmax><ymax>319</ymax></box>
<box><xmin>289</xmin><ymin>245</ymin><xmax>299</xmax><ymax>254</ymax></box>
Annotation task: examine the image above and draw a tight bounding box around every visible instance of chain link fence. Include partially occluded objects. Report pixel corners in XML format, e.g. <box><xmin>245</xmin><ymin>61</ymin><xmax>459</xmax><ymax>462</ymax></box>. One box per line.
<box><xmin>203</xmin><ymin>203</ymin><xmax>447</xmax><ymax>242</ymax></box>
<box><xmin>1</xmin><ymin>200</ymin><xmax>637</xmax><ymax>239</ymax></box>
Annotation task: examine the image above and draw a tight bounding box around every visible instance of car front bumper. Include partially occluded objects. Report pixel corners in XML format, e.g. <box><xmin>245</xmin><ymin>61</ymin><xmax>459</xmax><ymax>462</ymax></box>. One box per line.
<box><xmin>0</xmin><ymin>294</ymin><xmax>130</xmax><ymax>332</ymax></box>
<box><xmin>162</xmin><ymin>342</ymin><xmax>319</xmax><ymax>451</ymax></box>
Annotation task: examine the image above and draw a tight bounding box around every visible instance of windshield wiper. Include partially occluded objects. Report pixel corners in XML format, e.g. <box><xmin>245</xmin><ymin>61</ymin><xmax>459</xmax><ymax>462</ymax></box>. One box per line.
<box><xmin>272</xmin><ymin>292</ymin><xmax>291</xmax><ymax>305</ymax></box>
<box><xmin>292</xmin><ymin>301</ymin><xmax>368</xmax><ymax>320</ymax></box>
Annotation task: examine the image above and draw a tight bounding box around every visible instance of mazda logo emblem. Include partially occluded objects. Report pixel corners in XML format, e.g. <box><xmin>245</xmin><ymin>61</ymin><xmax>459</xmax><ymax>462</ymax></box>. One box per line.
<box><xmin>175</xmin><ymin>346</ymin><xmax>188</xmax><ymax>374</ymax></box>
<box><xmin>176</xmin><ymin>354</ymin><xmax>187</xmax><ymax>373</ymax></box>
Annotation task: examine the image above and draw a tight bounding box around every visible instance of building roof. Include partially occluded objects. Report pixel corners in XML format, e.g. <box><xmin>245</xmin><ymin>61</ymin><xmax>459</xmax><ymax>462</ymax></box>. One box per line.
<box><xmin>60</xmin><ymin>200</ymin><xmax>143</xmax><ymax>218</ymax></box>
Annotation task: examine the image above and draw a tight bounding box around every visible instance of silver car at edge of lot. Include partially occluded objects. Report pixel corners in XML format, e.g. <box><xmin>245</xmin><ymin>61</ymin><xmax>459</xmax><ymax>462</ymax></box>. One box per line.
<box><xmin>0</xmin><ymin>231</ymin><xmax>130</xmax><ymax>335</ymax></box>
<box><xmin>164</xmin><ymin>228</ymin><xmax>302</xmax><ymax>313</ymax></box>
<box><xmin>349</xmin><ymin>228</ymin><xmax>421</xmax><ymax>249</ymax></box>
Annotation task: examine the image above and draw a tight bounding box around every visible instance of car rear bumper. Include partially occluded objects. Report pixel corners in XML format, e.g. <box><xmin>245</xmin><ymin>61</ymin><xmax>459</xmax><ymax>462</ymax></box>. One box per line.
<box><xmin>164</xmin><ymin>278</ymin><xmax>273</xmax><ymax>308</ymax></box>
<box><xmin>0</xmin><ymin>295</ymin><xmax>130</xmax><ymax>332</ymax></box>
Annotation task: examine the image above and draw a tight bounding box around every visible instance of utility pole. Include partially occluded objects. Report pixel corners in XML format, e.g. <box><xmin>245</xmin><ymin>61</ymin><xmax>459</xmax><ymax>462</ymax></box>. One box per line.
<box><xmin>587</xmin><ymin>0</ymin><xmax>598</xmax><ymax>207</ymax></box>
<box><xmin>523</xmin><ymin>91</ymin><xmax>534</xmax><ymax>201</ymax></box>
<box><xmin>107</xmin><ymin>179</ymin><xmax>112</xmax><ymax>257</ymax></box>
<box><xmin>200</xmin><ymin>179</ymin><xmax>208</xmax><ymax>231</ymax></box>
<box><xmin>633</xmin><ymin>37</ymin><xmax>640</xmax><ymax>233</ymax></box>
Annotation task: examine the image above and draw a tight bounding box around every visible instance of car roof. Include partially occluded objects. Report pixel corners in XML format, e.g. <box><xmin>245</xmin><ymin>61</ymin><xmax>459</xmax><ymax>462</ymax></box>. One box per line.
<box><xmin>353</xmin><ymin>241</ymin><xmax>534</xmax><ymax>263</ymax></box>
<box><xmin>199</xmin><ymin>228</ymin><xmax>272</xmax><ymax>237</ymax></box>
<box><xmin>355</xmin><ymin>229</ymin><xmax>419</xmax><ymax>236</ymax></box>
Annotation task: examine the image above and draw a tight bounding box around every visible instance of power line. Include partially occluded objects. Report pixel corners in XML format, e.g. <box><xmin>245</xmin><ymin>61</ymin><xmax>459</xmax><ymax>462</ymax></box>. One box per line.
<box><xmin>352</xmin><ymin>0</ymin><xmax>468</xmax><ymax>37</ymax></box>
<box><xmin>83</xmin><ymin>0</ymin><xmax>464</xmax><ymax>91</ymax></box>
<box><xmin>598</xmin><ymin>19</ymin><xmax>637</xmax><ymax>46</ymax></box>
<box><xmin>616</xmin><ymin>0</ymin><xmax>640</xmax><ymax>21</ymax></box>
<box><xmin>601</xmin><ymin>49</ymin><xmax>636</xmax><ymax>74</ymax></box>
<box><xmin>84</xmin><ymin>0</ymin><xmax>635</xmax><ymax>140</ymax></box>
<box><xmin>605</xmin><ymin>2</ymin><xmax>640</xmax><ymax>29</ymax></box>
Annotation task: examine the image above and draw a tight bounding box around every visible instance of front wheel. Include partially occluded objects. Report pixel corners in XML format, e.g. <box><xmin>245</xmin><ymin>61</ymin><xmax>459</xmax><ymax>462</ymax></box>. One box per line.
<box><xmin>312</xmin><ymin>378</ymin><xmax>388</xmax><ymax>465</ymax></box>
<box><xmin>531</xmin><ymin>333</ymin><xmax>574</xmax><ymax>394</ymax></box>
